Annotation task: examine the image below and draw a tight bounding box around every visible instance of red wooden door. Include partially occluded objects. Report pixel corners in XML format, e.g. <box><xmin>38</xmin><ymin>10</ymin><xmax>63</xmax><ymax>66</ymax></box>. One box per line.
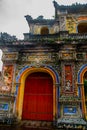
<box><xmin>22</xmin><ymin>72</ymin><xmax>53</xmax><ymax>121</ymax></box>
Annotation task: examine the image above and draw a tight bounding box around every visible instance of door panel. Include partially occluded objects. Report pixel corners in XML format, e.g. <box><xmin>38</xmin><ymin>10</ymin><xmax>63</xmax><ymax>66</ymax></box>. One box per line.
<box><xmin>22</xmin><ymin>72</ymin><xmax>53</xmax><ymax>121</ymax></box>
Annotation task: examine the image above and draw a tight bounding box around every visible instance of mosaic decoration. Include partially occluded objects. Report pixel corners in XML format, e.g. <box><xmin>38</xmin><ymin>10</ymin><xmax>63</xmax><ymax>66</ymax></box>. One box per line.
<box><xmin>78</xmin><ymin>64</ymin><xmax>87</xmax><ymax>83</ymax></box>
<box><xmin>61</xmin><ymin>103</ymin><xmax>82</xmax><ymax>118</ymax></box>
<box><xmin>65</xmin><ymin>65</ymin><xmax>72</xmax><ymax>92</ymax></box>
<box><xmin>0</xmin><ymin>103</ymin><xmax>9</xmax><ymax>111</ymax></box>
<box><xmin>76</xmin><ymin>53</ymin><xmax>84</xmax><ymax>59</ymax></box>
<box><xmin>28</xmin><ymin>53</ymin><xmax>51</xmax><ymax>64</ymax></box>
<box><xmin>61</xmin><ymin>52</ymin><xmax>74</xmax><ymax>60</ymax></box>
<box><xmin>64</xmin><ymin>106</ymin><xmax>77</xmax><ymax>115</ymax></box>
<box><xmin>62</xmin><ymin>64</ymin><xmax>75</xmax><ymax>93</ymax></box>
<box><xmin>0</xmin><ymin>0</ymin><xmax>87</xmax><ymax>128</ymax></box>
<box><xmin>2</xmin><ymin>65</ymin><xmax>14</xmax><ymax>92</ymax></box>
<box><xmin>2</xmin><ymin>53</ymin><xmax>18</xmax><ymax>61</ymax></box>
<box><xmin>66</xmin><ymin>16</ymin><xmax>77</xmax><ymax>33</ymax></box>
<box><xmin>19</xmin><ymin>52</ymin><xmax>52</xmax><ymax>63</ymax></box>
<box><xmin>16</xmin><ymin>65</ymin><xmax>59</xmax><ymax>83</ymax></box>
<box><xmin>17</xmin><ymin>52</ymin><xmax>58</xmax><ymax>68</ymax></box>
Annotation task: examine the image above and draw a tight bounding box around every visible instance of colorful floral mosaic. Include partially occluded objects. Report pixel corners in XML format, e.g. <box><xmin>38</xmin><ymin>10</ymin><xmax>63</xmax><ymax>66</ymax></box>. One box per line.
<box><xmin>2</xmin><ymin>65</ymin><xmax>14</xmax><ymax>92</ymax></box>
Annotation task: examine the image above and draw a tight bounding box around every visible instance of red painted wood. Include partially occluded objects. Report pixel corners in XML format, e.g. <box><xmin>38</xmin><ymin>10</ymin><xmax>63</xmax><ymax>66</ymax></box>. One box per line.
<box><xmin>65</xmin><ymin>65</ymin><xmax>73</xmax><ymax>92</ymax></box>
<box><xmin>22</xmin><ymin>72</ymin><xmax>53</xmax><ymax>121</ymax></box>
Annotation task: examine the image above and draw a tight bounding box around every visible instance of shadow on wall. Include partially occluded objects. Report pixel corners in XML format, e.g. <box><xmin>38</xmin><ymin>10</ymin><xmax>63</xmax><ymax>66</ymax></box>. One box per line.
<box><xmin>40</xmin><ymin>27</ymin><xmax>49</xmax><ymax>35</ymax></box>
<box><xmin>78</xmin><ymin>22</ymin><xmax>87</xmax><ymax>33</ymax></box>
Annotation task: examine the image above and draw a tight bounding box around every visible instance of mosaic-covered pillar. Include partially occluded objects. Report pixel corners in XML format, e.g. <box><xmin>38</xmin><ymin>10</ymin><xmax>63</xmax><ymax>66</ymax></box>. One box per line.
<box><xmin>0</xmin><ymin>51</ymin><xmax>18</xmax><ymax>123</ymax></box>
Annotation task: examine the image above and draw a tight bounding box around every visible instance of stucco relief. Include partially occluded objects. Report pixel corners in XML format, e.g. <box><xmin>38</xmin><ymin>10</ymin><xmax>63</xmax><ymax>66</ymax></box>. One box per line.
<box><xmin>61</xmin><ymin>63</ymin><xmax>75</xmax><ymax>94</ymax></box>
<box><xmin>0</xmin><ymin>73</ymin><xmax>9</xmax><ymax>92</ymax></box>
<box><xmin>66</xmin><ymin>16</ymin><xmax>77</xmax><ymax>33</ymax></box>
<box><xmin>2</xmin><ymin>52</ymin><xmax>18</xmax><ymax>61</ymax></box>
<box><xmin>59</xmin><ymin>51</ymin><xmax>75</xmax><ymax>60</ymax></box>
<box><xmin>1</xmin><ymin>65</ymin><xmax>14</xmax><ymax>92</ymax></box>
<box><xmin>18</xmin><ymin>52</ymin><xmax>59</xmax><ymax>64</ymax></box>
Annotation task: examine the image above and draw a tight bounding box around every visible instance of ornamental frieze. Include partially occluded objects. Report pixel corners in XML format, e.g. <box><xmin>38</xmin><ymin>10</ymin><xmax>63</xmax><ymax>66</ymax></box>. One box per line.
<box><xmin>59</xmin><ymin>96</ymin><xmax>81</xmax><ymax>102</ymax></box>
<box><xmin>59</xmin><ymin>51</ymin><xmax>75</xmax><ymax>60</ymax></box>
<box><xmin>28</xmin><ymin>54</ymin><xmax>51</xmax><ymax>62</ymax></box>
<box><xmin>76</xmin><ymin>53</ymin><xmax>87</xmax><ymax>60</ymax></box>
<box><xmin>2</xmin><ymin>52</ymin><xmax>18</xmax><ymax>61</ymax></box>
<box><xmin>18</xmin><ymin>52</ymin><xmax>59</xmax><ymax>63</ymax></box>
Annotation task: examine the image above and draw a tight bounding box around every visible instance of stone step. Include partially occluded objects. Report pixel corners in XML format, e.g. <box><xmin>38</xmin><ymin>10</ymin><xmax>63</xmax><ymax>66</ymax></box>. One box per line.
<box><xmin>16</xmin><ymin>120</ymin><xmax>53</xmax><ymax>129</ymax></box>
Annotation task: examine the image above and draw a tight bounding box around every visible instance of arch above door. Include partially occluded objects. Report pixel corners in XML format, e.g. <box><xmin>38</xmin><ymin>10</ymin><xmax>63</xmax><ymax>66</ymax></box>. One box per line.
<box><xmin>78</xmin><ymin>64</ymin><xmax>87</xmax><ymax>119</ymax></box>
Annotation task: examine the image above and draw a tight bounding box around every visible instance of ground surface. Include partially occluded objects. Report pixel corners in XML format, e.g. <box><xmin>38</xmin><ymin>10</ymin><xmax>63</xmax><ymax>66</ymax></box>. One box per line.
<box><xmin>0</xmin><ymin>125</ymin><xmax>83</xmax><ymax>130</ymax></box>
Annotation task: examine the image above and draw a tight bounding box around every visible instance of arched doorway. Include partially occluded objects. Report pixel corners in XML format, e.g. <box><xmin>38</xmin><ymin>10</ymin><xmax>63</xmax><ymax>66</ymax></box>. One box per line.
<box><xmin>22</xmin><ymin>72</ymin><xmax>53</xmax><ymax>121</ymax></box>
<box><xmin>77</xmin><ymin>22</ymin><xmax>87</xmax><ymax>33</ymax></box>
<box><xmin>40</xmin><ymin>27</ymin><xmax>49</xmax><ymax>35</ymax></box>
<box><xmin>16</xmin><ymin>66</ymin><xmax>59</xmax><ymax>121</ymax></box>
<box><xmin>83</xmin><ymin>71</ymin><xmax>87</xmax><ymax>112</ymax></box>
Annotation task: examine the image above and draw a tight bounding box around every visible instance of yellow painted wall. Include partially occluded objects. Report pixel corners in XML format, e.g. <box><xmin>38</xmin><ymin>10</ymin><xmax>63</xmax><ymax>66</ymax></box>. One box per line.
<box><xmin>33</xmin><ymin>25</ymin><xmax>59</xmax><ymax>35</ymax></box>
<box><xmin>66</xmin><ymin>15</ymin><xmax>87</xmax><ymax>33</ymax></box>
<box><xmin>34</xmin><ymin>25</ymin><xmax>41</xmax><ymax>34</ymax></box>
<box><xmin>66</xmin><ymin>16</ymin><xmax>77</xmax><ymax>33</ymax></box>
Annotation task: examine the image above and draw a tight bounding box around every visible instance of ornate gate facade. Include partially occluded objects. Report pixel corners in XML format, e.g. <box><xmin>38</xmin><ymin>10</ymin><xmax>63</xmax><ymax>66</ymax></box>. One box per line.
<box><xmin>0</xmin><ymin>1</ymin><xmax>87</xmax><ymax>129</ymax></box>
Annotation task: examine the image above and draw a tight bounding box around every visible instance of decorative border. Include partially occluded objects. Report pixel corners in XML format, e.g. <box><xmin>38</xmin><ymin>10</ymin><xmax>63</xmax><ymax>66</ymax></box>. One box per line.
<box><xmin>2</xmin><ymin>52</ymin><xmax>18</xmax><ymax>61</ymax></box>
<box><xmin>0</xmin><ymin>103</ymin><xmax>9</xmax><ymax>111</ymax></box>
<box><xmin>78</xmin><ymin>64</ymin><xmax>87</xmax><ymax>83</ymax></box>
<box><xmin>62</xmin><ymin>63</ymin><xmax>75</xmax><ymax>94</ymax></box>
<box><xmin>16</xmin><ymin>65</ymin><xmax>59</xmax><ymax>83</ymax></box>
<box><xmin>77</xmin><ymin>64</ymin><xmax>87</xmax><ymax>118</ymax></box>
<box><xmin>63</xmin><ymin>106</ymin><xmax>77</xmax><ymax>115</ymax></box>
<box><xmin>61</xmin><ymin>103</ymin><xmax>82</xmax><ymax>118</ymax></box>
